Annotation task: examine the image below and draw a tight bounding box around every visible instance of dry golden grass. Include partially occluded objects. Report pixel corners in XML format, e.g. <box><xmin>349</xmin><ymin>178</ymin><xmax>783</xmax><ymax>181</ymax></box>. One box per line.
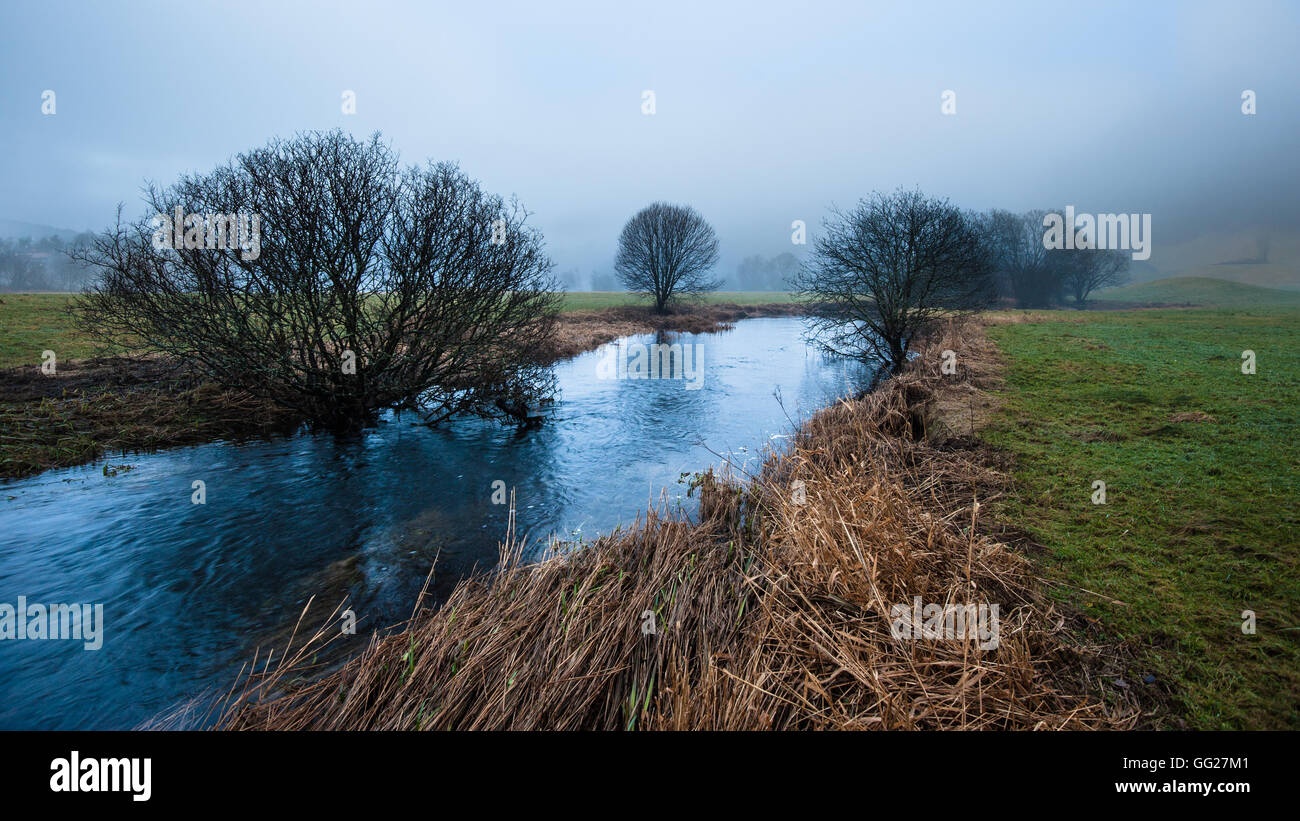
<box><xmin>216</xmin><ymin>318</ymin><xmax>1135</xmax><ymax>731</ymax></box>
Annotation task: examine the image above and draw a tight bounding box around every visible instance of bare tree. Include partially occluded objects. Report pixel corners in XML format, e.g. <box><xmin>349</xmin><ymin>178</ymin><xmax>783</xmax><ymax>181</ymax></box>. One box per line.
<box><xmin>0</xmin><ymin>238</ymin><xmax>53</xmax><ymax>292</ymax></box>
<box><xmin>1060</xmin><ymin>247</ymin><xmax>1130</xmax><ymax>307</ymax></box>
<box><xmin>794</xmin><ymin>189</ymin><xmax>995</xmax><ymax>376</ymax></box>
<box><xmin>614</xmin><ymin>202</ymin><xmax>721</xmax><ymax>312</ymax></box>
<box><xmin>735</xmin><ymin>251</ymin><xmax>799</xmax><ymax>291</ymax></box>
<box><xmin>734</xmin><ymin>254</ymin><xmax>772</xmax><ymax>291</ymax></box>
<box><xmin>770</xmin><ymin>251</ymin><xmax>800</xmax><ymax>290</ymax></box>
<box><xmin>74</xmin><ymin>130</ymin><xmax>561</xmax><ymax>431</ymax></box>
<box><xmin>979</xmin><ymin>208</ymin><xmax>1062</xmax><ymax>308</ymax></box>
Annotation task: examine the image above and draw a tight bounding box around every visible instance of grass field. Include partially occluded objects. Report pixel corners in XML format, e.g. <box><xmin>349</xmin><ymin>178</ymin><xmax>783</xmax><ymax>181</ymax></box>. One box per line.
<box><xmin>0</xmin><ymin>293</ymin><xmax>112</xmax><ymax>368</ymax></box>
<box><xmin>982</xmin><ymin>307</ymin><xmax>1300</xmax><ymax>728</ymax></box>
<box><xmin>1095</xmin><ymin>276</ymin><xmax>1300</xmax><ymax>306</ymax></box>
<box><xmin>0</xmin><ymin>292</ymin><xmax>798</xmax><ymax>368</ymax></box>
<box><xmin>559</xmin><ymin>290</ymin><xmax>796</xmax><ymax>312</ymax></box>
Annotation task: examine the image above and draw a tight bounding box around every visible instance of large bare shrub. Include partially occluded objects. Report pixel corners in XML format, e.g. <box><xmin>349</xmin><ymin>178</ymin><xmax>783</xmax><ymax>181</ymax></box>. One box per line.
<box><xmin>75</xmin><ymin>131</ymin><xmax>560</xmax><ymax>430</ymax></box>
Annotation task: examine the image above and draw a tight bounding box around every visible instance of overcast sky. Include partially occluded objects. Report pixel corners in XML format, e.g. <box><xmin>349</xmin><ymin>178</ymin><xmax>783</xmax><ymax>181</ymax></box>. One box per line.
<box><xmin>2</xmin><ymin>0</ymin><xmax>1297</xmax><ymax>279</ymax></box>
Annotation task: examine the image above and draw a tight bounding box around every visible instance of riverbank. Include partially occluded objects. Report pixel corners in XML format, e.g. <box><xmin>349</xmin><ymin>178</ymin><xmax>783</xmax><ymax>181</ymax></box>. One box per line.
<box><xmin>0</xmin><ymin>356</ymin><xmax>303</xmax><ymax>480</ymax></box>
<box><xmin>0</xmin><ymin>297</ymin><xmax>802</xmax><ymax>480</ymax></box>
<box><xmin>215</xmin><ymin>318</ymin><xmax>1137</xmax><ymax>730</ymax></box>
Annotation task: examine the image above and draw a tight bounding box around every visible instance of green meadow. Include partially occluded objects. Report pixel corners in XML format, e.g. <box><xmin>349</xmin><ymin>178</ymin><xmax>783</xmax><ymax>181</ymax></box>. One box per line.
<box><xmin>0</xmin><ymin>294</ymin><xmax>107</xmax><ymax>368</ymax></box>
<box><xmin>983</xmin><ymin>305</ymin><xmax>1300</xmax><ymax>728</ymax></box>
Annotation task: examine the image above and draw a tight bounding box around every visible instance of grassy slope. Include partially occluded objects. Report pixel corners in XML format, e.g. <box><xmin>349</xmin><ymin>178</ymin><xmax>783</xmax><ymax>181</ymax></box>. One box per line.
<box><xmin>1157</xmin><ymin>264</ymin><xmax>1300</xmax><ymax>292</ymax></box>
<box><xmin>1095</xmin><ymin>276</ymin><xmax>1300</xmax><ymax>306</ymax></box>
<box><xmin>983</xmin><ymin>307</ymin><xmax>1300</xmax><ymax>728</ymax></box>
<box><xmin>0</xmin><ymin>291</ymin><xmax>798</xmax><ymax>368</ymax></box>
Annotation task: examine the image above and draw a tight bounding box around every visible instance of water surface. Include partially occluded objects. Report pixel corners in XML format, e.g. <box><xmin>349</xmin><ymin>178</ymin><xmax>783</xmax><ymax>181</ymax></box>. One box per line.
<box><xmin>0</xmin><ymin>317</ymin><xmax>867</xmax><ymax>729</ymax></box>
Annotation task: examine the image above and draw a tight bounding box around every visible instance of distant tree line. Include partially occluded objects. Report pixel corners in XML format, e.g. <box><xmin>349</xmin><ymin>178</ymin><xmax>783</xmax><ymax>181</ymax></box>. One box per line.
<box><xmin>596</xmin><ymin>206</ymin><xmax>1128</xmax><ymax>306</ymax></box>
<box><xmin>0</xmin><ymin>234</ymin><xmax>97</xmax><ymax>292</ymax></box>
<box><xmin>733</xmin><ymin>252</ymin><xmax>799</xmax><ymax>291</ymax></box>
<box><xmin>974</xmin><ymin>208</ymin><xmax>1130</xmax><ymax>308</ymax></box>
<box><xmin>795</xmin><ymin>190</ymin><xmax>1134</xmax><ymax>377</ymax></box>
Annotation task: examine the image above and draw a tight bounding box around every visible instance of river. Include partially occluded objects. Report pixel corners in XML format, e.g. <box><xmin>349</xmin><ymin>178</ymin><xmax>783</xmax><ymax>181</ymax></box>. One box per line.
<box><xmin>0</xmin><ymin>317</ymin><xmax>869</xmax><ymax>729</ymax></box>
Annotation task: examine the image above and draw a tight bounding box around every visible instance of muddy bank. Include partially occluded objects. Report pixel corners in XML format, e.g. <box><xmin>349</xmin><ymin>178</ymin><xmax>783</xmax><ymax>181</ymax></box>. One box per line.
<box><xmin>0</xmin><ymin>302</ymin><xmax>804</xmax><ymax>480</ymax></box>
<box><xmin>0</xmin><ymin>357</ymin><xmax>301</xmax><ymax>480</ymax></box>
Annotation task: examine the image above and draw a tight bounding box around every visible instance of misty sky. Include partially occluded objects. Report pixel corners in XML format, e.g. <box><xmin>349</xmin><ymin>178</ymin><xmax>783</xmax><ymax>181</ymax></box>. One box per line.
<box><xmin>2</xmin><ymin>0</ymin><xmax>1297</xmax><ymax>279</ymax></box>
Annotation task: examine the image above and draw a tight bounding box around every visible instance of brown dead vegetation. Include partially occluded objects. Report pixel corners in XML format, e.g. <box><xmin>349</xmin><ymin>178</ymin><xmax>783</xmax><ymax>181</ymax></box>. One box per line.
<box><xmin>0</xmin><ymin>357</ymin><xmax>300</xmax><ymax>479</ymax></box>
<box><xmin>215</xmin><ymin>318</ymin><xmax>1135</xmax><ymax>731</ymax></box>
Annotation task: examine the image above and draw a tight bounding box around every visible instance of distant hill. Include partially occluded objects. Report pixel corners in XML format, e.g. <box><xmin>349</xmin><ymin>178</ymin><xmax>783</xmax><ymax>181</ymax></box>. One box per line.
<box><xmin>1142</xmin><ymin>228</ymin><xmax>1300</xmax><ymax>291</ymax></box>
<box><xmin>1153</xmin><ymin>262</ymin><xmax>1300</xmax><ymax>292</ymax></box>
<box><xmin>1095</xmin><ymin>276</ymin><xmax>1300</xmax><ymax>306</ymax></box>
<box><xmin>0</xmin><ymin>219</ymin><xmax>85</xmax><ymax>242</ymax></box>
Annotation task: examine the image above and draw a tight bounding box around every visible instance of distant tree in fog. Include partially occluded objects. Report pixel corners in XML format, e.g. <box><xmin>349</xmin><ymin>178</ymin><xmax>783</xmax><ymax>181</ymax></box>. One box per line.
<box><xmin>770</xmin><ymin>252</ymin><xmax>799</xmax><ymax>289</ymax></box>
<box><xmin>614</xmin><ymin>202</ymin><xmax>721</xmax><ymax>312</ymax></box>
<box><xmin>974</xmin><ymin>209</ymin><xmax>1133</xmax><ymax>308</ymax></box>
<box><xmin>1061</xmin><ymin>247</ymin><xmax>1129</xmax><ymax>307</ymax></box>
<box><xmin>735</xmin><ymin>255</ymin><xmax>768</xmax><ymax>290</ymax></box>
<box><xmin>0</xmin><ymin>233</ymin><xmax>97</xmax><ymax>292</ymax></box>
<box><xmin>0</xmin><ymin>238</ymin><xmax>48</xmax><ymax>291</ymax></box>
<box><xmin>795</xmin><ymin>189</ymin><xmax>995</xmax><ymax>375</ymax></box>
<box><xmin>556</xmin><ymin>267</ymin><xmax>583</xmax><ymax>291</ymax></box>
<box><xmin>977</xmin><ymin>208</ymin><xmax>1061</xmax><ymax>308</ymax></box>
<box><xmin>589</xmin><ymin>270</ymin><xmax>618</xmax><ymax>291</ymax></box>
<box><xmin>735</xmin><ymin>252</ymin><xmax>799</xmax><ymax>291</ymax></box>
